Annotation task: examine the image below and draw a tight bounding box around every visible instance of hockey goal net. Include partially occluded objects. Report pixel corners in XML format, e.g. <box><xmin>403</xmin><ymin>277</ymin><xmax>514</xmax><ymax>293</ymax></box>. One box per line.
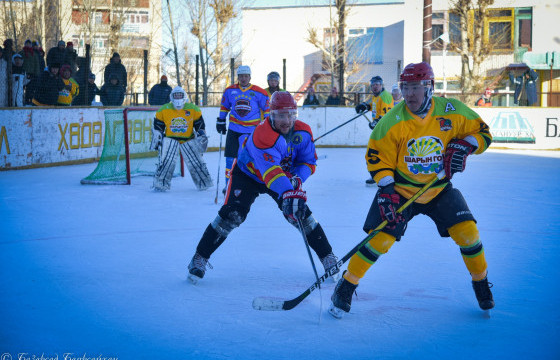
<box><xmin>81</xmin><ymin>107</ymin><xmax>182</xmax><ymax>185</ymax></box>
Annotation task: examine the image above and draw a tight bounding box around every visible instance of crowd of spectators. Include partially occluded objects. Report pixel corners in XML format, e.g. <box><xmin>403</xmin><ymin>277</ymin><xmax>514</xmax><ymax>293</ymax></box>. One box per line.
<box><xmin>0</xmin><ymin>39</ymin><xmax>129</xmax><ymax>107</ymax></box>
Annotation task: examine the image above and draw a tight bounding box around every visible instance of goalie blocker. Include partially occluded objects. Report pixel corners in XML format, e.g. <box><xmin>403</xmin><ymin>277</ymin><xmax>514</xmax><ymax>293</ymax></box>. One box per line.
<box><xmin>152</xmin><ymin>86</ymin><xmax>212</xmax><ymax>191</ymax></box>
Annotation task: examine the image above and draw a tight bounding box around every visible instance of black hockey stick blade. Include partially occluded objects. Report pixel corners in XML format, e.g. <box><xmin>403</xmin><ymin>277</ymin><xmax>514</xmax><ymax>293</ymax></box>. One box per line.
<box><xmin>252</xmin><ymin>172</ymin><xmax>444</xmax><ymax>311</ymax></box>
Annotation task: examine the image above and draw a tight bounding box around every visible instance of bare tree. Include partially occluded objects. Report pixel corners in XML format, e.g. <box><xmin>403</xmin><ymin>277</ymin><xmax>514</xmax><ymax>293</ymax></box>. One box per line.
<box><xmin>447</xmin><ymin>0</ymin><xmax>496</xmax><ymax>103</ymax></box>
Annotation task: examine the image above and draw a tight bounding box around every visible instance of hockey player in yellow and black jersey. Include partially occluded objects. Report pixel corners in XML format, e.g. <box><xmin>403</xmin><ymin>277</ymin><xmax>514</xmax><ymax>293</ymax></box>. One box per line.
<box><xmin>150</xmin><ymin>86</ymin><xmax>212</xmax><ymax>191</ymax></box>
<box><xmin>329</xmin><ymin>62</ymin><xmax>494</xmax><ymax>319</ymax></box>
<box><xmin>186</xmin><ymin>92</ymin><xmax>339</xmax><ymax>284</ymax></box>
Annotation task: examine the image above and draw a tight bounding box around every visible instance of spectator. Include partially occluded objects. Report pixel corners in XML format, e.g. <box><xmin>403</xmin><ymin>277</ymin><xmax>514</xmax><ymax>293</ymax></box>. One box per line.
<box><xmin>148</xmin><ymin>75</ymin><xmax>172</xmax><ymax>105</ymax></box>
<box><xmin>20</xmin><ymin>39</ymin><xmax>41</xmax><ymax>105</ymax></box>
<box><xmin>99</xmin><ymin>73</ymin><xmax>125</xmax><ymax>106</ymax></box>
<box><xmin>0</xmin><ymin>46</ymin><xmax>7</xmax><ymax>106</ymax></box>
<box><xmin>264</xmin><ymin>71</ymin><xmax>284</xmax><ymax>97</ymax></box>
<box><xmin>72</xmin><ymin>73</ymin><xmax>99</xmax><ymax>106</ymax></box>
<box><xmin>325</xmin><ymin>87</ymin><xmax>340</xmax><ymax>106</ymax></box>
<box><xmin>11</xmin><ymin>54</ymin><xmax>29</xmax><ymax>107</ymax></box>
<box><xmin>391</xmin><ymin>83</ymin><xmax>403</xmax><ymax>105</ymax></box>
<box><xmin>32</xmin><ymin>63</ymin><xmax>65</xmax><ymax>106</ymax></box>
<box><xmin>509</xmin><ymin>68</ymin><xmax>539</xmax><ymax>106</ymax></box>
<box><xmin>57</xmin><ymin>64</ymin><xmax>79</xmax><ymax>106</ymax></box>
<box><xmin>475</xmin><ymin>88</ymin><xmax>493</xmax><ymax>107</ymax></box>
<box><xmin>33</xmin><ymin>41</ymin><xmax>46</xmax><ymax>71</ymax></box>
<box><xmin>64</xmin><ymin>41</ymin><xmax>78</xmax><ymax>75</ymax></box>
<box><xmin>303</xmin><ymin>87</ymin><xmax>320</xmax><ymax>106</ymax></box>
<box><xmin>103</xmin><ymin>52</ymin><xmax>127</xmax><ymax>91</ymax></box>
<box><xmin>46</xmin><ymin>40</ymin><xmax>66</xmax><ymax>68</ymax></box>
<box><xmin>2</xmin><ymin>39</ymin><xmax>14</xmax><ymax>62</ymax></box>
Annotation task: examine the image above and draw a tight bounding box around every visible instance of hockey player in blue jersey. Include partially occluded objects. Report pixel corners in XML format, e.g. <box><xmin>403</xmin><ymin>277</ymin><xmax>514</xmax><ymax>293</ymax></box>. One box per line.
<box><xmin>188</xmin><ymin>91</ymin><xmax>339</xmax><ymax>284</ymax></box>
<box><xmin>216</xmin><ymin>65</ymin><xmax>270</xmax><ymax>191</ymax></box>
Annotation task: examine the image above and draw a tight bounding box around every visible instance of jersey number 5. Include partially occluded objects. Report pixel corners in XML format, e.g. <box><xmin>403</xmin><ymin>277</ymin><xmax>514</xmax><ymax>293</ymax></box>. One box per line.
<box><xmin>367</xmin><ymin>148</ymin><xmax>380</xmax><ymax>165</ymax></box>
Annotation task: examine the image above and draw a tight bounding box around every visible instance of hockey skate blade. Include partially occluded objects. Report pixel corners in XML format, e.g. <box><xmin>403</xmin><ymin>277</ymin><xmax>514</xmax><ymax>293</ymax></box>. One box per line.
<box><xmin>482</xmin><ymin>309</ymin><xmax>491</xmax><ymax>318</ymax></box>
<box><xmin>187</xmin><ymin>274</ymin><xmax>201</xmax><ymax>285</ymax></box>
<box><xmin>252</xmin><ymin>297</ymin><xmax>285</xmax><ymax>311</ymax></box>
<box><xmin>328</xmin><ymin>303</ymin><xmax>345</xmax><ymax>319</ymax></box>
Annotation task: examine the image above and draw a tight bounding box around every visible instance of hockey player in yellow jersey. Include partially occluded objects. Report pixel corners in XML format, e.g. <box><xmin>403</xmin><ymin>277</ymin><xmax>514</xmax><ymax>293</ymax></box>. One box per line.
<box><xmin>329</xmin><ymin>62</ymin><xmax>494</xmax><ymax>319</ymax></box>
<box><xmin>355</xmin><ymin>75</ymin><xmax>394</xmax><ymax>186</ymax></box>
<box><xmin>150</xmin><ymin>86</ymin><xmax>212</xmax><ymax>191</ymax></box>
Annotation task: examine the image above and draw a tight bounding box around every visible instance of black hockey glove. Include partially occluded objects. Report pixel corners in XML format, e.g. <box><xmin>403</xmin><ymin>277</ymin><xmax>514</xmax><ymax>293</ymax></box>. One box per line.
<box><xmin>368</xmin><ymin>119</ymin><xmax>378</xmax><ymax>130</ymax></box>
<box><xmin>377</xmin><ymin>183</ymin><xmax>404</xmax><ymax>230</ymax></box>
<box><xmin>355</xmin><ymin>103</ymin><xmax>369</xmax><ymax>114</ymax></box>
<box><xmin>216</xmin><ymin>117</ymin><xmax>227</xmax><ymax>135</ymax></box>
<box><xmin>282</xmin><ymin>189</ymin><xmax>307</xmax><ymax>223</ymax></box>
<box><xmin>443</xmin><ymin>138</ymin><xmax>476</xmax><ymax>179</ymax></box>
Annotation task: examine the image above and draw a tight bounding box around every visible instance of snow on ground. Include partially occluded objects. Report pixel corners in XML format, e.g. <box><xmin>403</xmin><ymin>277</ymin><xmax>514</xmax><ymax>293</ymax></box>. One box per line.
<box><xmin>1</xmin><ymin>147</ymin><xmax>559</xmax><ymax>359</ymax></box>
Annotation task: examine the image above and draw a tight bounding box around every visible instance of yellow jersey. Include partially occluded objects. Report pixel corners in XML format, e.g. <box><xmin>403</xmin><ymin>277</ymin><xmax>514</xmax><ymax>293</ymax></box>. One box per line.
<box><xmin>366</xmin><ymin>96</ymin><xmax>492</xmax><ymax>204</ymax></box>
<box><xmin>155</xmin><ymin>102</ymin><xmax>203</xmax><ymax>142</ymax></box>
<box><xmin>367</xmin><ymin>89</ymin><xmax>394</xmax><ymax>121</ymax></box>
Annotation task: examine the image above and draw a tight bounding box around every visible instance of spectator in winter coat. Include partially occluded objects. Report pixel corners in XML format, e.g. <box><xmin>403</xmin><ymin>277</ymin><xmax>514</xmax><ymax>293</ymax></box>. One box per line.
<box><xmin>46</xmin><ymin>41</ymin><xmax>66</xmax><ymax>68</ymax></box>
<box><xmin>509</xmin><ymin>68</ymin><xmax>539</xmax><ymax>106</ymax></box>
<box><xmin>99</xmin><ymin>73</ymin><xmax>125</xmax><ymax>106</ymax></box>
<box><xmin>148</xmin><ymin>75</ymin><xmax>172</xmax><ymax>105</ymax></box>
<box><xmin>103</xmin><ymin>52</ymin><xmax>127</xmax><ymax>91</ymax></box>
<box><xmin>33</xmin><ymin>41</ymin><xmax>46</xmax><ymax>71</ymax></box>
<box><xmin>303</xmin><ymin>87</ymin><xmax>320</xmax><ymax>106</ymax></box>
<box><xmin>325</xmin><ymin>87</ymin><xmax>341</xmax><ymax>106</ymax></box>
<box><xmin>0</xmin><ymin>46</ymin><xmax>8</xmax><ymax>106</ymax></box>
<box><xmin>11</xmin><ymin>54</ymin><xmax>30</xmax><ymax>107</ymax></box>
<box><xmin>73</xmin><ymin>73</ymin><xmax>99</xmax><ymax>106</ymax></box>
<box><xmin>57</xmin><ymin>64</ymin><xmax>79</xmax><ymax>106</ymax></box>
<box><xmin>21</xmin><ymin>39</ymin><xmax>41</xmax><ymax>105</ymax></box>
<box><xmin>32</xmin><ymin>63</ymin><xmax>65</xmax><ymax>106</ymax></box>
<box><xmin>2</xmin><ymin>39</ymin><xmax>14</xmax><ymax>62</ymax></box>
<box><xmin>64</xmin><ymin>41</ymin><xmax>78</xmax><ymax>75</ymax></box>
<box><xmin>475</xmin><ymin>88</ymin><xmax>493</xmax><ymax>107</ymax></box>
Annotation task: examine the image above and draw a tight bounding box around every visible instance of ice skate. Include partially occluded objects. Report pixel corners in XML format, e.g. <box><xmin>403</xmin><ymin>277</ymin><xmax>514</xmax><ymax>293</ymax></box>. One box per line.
<box><xmin>365</xmin><ymin>178</ymin><xmax>376</xmax><ymax>187</ymax></box>
<box><xmin>187</xmin><ymin>253</ymin><xmax>211</xmax><ymax>284</ymax></box>
<box><xmin>329</xmin><ymin>276</ymin><xmax>358</xmax><ymax>319</ymax></box>
<box><xmin>472</xmin><ymin>276</ymin><xmax>494</xmax><ymax>311</ymax></box>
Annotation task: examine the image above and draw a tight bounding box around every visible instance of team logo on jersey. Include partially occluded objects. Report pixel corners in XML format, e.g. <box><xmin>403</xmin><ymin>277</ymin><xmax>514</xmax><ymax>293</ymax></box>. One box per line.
<box><xmin>170</xmin><ymin>117</ymin><xmax>188</xmax><ymax>133</ymax></box>
<box><xmin>444</xmin><ymin>102</ymin><xmax>456</xmax><ymax>112</ymax></box>
<box><xmin>291</xmin><ymin>133</ymin><xmax>303</xmax><ymax>145</ymax></box>
<box><xmin>437</xmin><ymin>117</ymin><xmax>452</xmax><ymax>131</ymax></box>
<box><xmin>235</xmin><ymin>98</ymin><xmax>252</xmax><ymax>117</ymax></box>
<box><xmin>234</xmin><ymin>189</ymin><xmax>242</xmax><ymax>197</ymax></box>
<box><xmin>404</xmin><ymin>136</ymin><xmax>444</xmax><ymax>174</ymax></box>
<box><xmin>184</xmin><ymin>110</ymin><xmax>191</xmax><ymax>117</ymax></box>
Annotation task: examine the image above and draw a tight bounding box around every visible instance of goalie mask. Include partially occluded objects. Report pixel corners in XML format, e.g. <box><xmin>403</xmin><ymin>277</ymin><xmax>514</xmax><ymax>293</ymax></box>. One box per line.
<box><xmin>269</xmin><ymin>91</ymin><xmax>297</xmax><ymax>135</ymax></box>
<box><xmin>399</xmin><ymin>62</ymin><xmax>435</xmax><ymax>114</ymax></box>
<box><xmin>170</xmin><ymin>86</ymin><xmax>188</xmax><ymax>109</ymax></box>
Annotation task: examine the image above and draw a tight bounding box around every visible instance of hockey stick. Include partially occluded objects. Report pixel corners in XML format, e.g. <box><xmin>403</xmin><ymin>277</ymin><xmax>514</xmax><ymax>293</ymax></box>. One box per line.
<box><xmin>252</xmin><ymin>172</ymin><xmax>445</xmax><ymax>311</ymax></box>
<box><xmin>313</xmin><ymin>111</ymin><xmax>367</xmax><ymax>143</ymax></box>
<box><xmin>297</xmin><ymin>217</ymin><xmax>323</xmax><ymax>318</ymax></box>
<box><xmin>214</xmin><ymin>134</ymin><xmax>223</xmax><ymax>204</ymax></box>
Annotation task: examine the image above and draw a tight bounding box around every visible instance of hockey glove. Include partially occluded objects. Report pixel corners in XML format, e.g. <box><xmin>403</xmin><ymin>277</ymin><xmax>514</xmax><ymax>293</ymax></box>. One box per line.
<box><xmin>443</xmin><ymin>138</ymin><xmax>476</xmax><ymax>179</ymax></box>
<box><xmin>216</xmin><ymin>117</ymin><xmax>227</xmax><ymax>135</ymax></box>
<box><xmin>196</xmin><ymin>129</ymin><xmax>208</xmax><ymax>153</ymax></box>
<box><xmin>285</xmin><ymin>172</ymin><xmax>303</xmax><ymax>190</ymax></box>
<box><xmin>282</xmin><ymin>189</ymin><xmax>307</xmax><ymax>223</ymax></box>
<box><xmin>150</xmin><ymin>128</ymin><xmax>163</xmax><ymax>151</ymax></box>
<box><xmin>368</xmin><ymin>119</ymin><xmax>378</xmax><ymax>130</ymax></box>
<box><xmin>355</xmin><ymin>103</ymin><xmax>369</xmax><ymax>114</ymax></box>
<box><xmin>377</xmin><ymin>183</ymin><xmax>404</xmax><ymax>230</ymax></box>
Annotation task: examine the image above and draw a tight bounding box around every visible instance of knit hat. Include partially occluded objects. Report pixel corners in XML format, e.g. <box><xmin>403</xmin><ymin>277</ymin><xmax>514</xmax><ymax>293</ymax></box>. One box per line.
<box><xmin>12</xmin><ymin>53</ymin><xmax>23</xmax><ymax>64</ymax></box>
<box><xmin>58</xmin><ymin>40</ymin><xmax>65</xmax><ymax>46</ymax></box>
<box><xmin>32</xmin><ymin>41</ymin><xmax>40</xmax><ymax>47</ymax></box>
<box><xmin>25</xmin><ymin>39</ymin><xmax>32</xmax><ymax>46</ymax></box>
<box><xmin>112</xmin><ymin>52</ymin><xmax>120</xmax><ymax>59</ymax></box>
<box><xmin>67</xmin><ymin>41</ymin><xmax>73</xmax><ymax>47</ymax></box>
<box><xmin>161</xmin><ymin>75</ymin><xmax>168</xmax><ymax>81</ymax></box>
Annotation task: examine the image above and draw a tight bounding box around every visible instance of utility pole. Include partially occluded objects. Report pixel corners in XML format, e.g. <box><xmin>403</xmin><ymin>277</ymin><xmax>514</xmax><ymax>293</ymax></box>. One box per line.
<box><xmin>422</xmin><ymin>0</ymin><xmax>433</xmax><ymax>64</ymax></box>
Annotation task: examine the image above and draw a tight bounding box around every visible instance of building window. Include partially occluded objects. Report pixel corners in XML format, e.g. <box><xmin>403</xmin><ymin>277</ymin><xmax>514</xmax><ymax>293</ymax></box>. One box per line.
<box><xmin>486</xmin><ymin>8</ymin><xmax>514</xmax><ymax>51</ymax></box>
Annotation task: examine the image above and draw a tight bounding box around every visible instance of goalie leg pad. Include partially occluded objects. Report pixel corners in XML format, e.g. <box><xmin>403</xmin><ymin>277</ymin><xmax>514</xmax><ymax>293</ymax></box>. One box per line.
<box><xmin>154</xmin><ymin>137</ymin><xmax>179</xmax><ymax>191</ymax></box>
<box><xmin>179</xmin><ymin>141</ymin><xmax>213</xmax><ymax>190</ymax></box>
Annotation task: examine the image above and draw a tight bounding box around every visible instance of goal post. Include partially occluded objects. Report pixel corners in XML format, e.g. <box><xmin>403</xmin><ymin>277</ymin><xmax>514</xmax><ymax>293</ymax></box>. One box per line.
<box><xmin>81</xmin><ymin>107</ymin><xmax>183</xmax><ymax>185</ymax></box>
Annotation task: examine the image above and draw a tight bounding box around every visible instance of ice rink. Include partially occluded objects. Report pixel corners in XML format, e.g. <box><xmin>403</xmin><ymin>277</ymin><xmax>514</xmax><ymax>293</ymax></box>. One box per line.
<box><xmin>1</xmin><ymin>147</ymin><xmax>559</xmax><ymax>359</ymax></box>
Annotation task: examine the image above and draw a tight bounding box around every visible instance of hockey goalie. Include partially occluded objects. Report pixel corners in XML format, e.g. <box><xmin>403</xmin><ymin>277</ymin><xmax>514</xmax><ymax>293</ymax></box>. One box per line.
<box><xmin>150</xmin><ymin>86</ymin><xmax>213</xmax><ymax>191</ymax></box>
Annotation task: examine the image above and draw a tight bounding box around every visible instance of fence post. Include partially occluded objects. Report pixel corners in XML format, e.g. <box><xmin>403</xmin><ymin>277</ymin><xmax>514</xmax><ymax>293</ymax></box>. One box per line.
<box><xmin>143</xmin><ymin>50</ymin><xmax>148</xmax><ymax>105</ymax></box>
<box><xmin>84</xmin><ymin>44</ymin><xmax>91</xmax><ymax>106</ymax></box>
<box><xmin>283</xmin><ymin>58</ymin><xmax>286</xmax><ymax>90</ymax></box>
<box><xmin>230</xmin><ymin>58</ymin><xmax>235</xmax><ymax>86</ymax></box>
<box><xmin>195</xmin><ymin>54</ymin><xmax>199</xmax><ymax>106</ymax></box>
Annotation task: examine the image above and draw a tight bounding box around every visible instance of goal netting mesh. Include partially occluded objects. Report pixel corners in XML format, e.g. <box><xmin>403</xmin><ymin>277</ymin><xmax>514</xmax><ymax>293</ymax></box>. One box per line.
<box><xmin>81</xmin><ymin>108</ymin><xmax>180</xmax><ymax>185</ymax></box>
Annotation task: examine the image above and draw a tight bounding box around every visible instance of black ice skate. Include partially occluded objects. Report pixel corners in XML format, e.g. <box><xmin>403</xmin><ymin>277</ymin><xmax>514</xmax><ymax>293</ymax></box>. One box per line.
<box><xmin>365</xmin><ymin>178</ymin><xmax>376</xmax><ymax>187</ymax></box>
<box><xmin>320</xmin><ymin>252</ymin><xmax>341</xmax><ymax>282</ymax></box>
<box><xmin>472</xmin><ymin>277</ymin><xmax>494</xmax><ymax>310</ymax></box>
<box><xmin>329</xmin><ymin>276</ymin><xmax>358</xmax><ymax>319</ymax></box>
<box><xmin>188</xmin><ymin>253</ymin><xmax>212</xmax><ymax>284</ymax></box>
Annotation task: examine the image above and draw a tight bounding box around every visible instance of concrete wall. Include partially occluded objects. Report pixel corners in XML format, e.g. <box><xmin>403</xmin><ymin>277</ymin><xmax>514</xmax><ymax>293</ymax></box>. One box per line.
<box><xmin>1</xmin><ymin>105</ymin><xmax>558</xmax><ymax>170</ymax></box>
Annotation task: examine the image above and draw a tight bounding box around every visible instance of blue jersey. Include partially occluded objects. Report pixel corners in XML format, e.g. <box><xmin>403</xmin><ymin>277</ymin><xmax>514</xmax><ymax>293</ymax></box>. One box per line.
<box><xmin>237</xmin><ymin>119</ymin><xmax>317</xmax><ymax>197</ymax></box>
<box><xmin>219</xmin><ymin>84</ymin><xmax>270</xmax><ymax>134</ymax></box>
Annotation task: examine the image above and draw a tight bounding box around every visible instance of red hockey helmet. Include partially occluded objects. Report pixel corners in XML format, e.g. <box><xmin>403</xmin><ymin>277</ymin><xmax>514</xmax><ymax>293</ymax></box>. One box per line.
<box><xmin>270</xmin><ymin>91</ymin><xmax>297</xmax><ymax>130</ymax></box>
<box><xmin>400</xmin><ymin>62</ymin><xmax>434</xmax><ymax>84</ymax></box>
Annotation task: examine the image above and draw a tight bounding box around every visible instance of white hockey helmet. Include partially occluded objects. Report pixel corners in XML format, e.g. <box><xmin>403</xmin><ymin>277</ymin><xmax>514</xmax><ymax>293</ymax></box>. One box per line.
<box><xmin>237</xmin><ymin>65</ymin><xmax>251</xmax><ymax>76</ymax></box>
<box><xmin>170</xmin><ymin>86</ymin><xmax>188</xmax><ymax>109</ymax></box>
